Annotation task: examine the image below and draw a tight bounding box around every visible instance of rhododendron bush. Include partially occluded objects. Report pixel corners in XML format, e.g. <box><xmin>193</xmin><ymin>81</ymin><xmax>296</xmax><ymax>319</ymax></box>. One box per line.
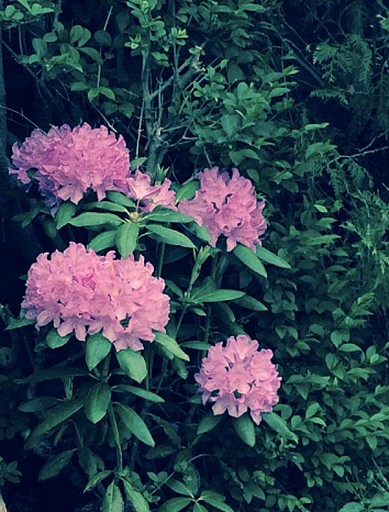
<box><xmin>4</xmin><ymin>122</ymin><xmax>289</xmax><ymax>511</ymax></box>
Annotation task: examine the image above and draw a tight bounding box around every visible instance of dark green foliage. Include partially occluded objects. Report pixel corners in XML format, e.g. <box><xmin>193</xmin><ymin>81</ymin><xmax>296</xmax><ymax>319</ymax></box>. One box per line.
<box><xmin>0</xmin><ymin>1</ymin><xmax>388</xmax><ymax>512</ymax></box>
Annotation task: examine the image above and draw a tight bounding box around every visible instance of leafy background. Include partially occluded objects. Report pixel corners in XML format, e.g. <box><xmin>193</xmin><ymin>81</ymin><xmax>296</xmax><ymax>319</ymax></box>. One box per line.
<box><xmin>0</xmin><ymin>1</ymin><xmax>388</xmax><ymax>511</ymax></box>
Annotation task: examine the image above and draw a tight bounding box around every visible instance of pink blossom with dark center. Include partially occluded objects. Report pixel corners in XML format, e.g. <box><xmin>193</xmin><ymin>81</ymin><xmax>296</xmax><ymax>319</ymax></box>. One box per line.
<box><xmin>195</xmin><ymin>335</ymin><xmax>281</xmax><ymax>424</ymax></box>
<box><xmin>178</xmin><ymin>167</ymin><xmax>267</xmax><ymax>251</ymax></box>
<box><xmin>22</xmin><ymin>242</ymin><xmax>170</xmax><ymax>352</ymax></box>
<box><xmin>9</xmin><ymin>124</ymin><xmax>130</xmax><ymax>206</ymax></box>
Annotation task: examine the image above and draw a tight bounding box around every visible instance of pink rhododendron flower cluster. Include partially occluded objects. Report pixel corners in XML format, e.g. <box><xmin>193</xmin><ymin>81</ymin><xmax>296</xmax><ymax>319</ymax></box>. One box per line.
<box><xmin>9</xmin><ymin>123</ymin><xmax>130</xmax><ymax>206</ymax></box>
<box><xmin>195</xmin><ymin>335</ymin><xmax>281</xmax><ymax>424</ymax></box>
<box><xmin>22</xmin><ymin>242</ymin><xmax>170</xmax><ymax>352</ymax></box>
<box><xmin>178</xmin><ymin>167</ymin><xmax>267</xmax><ymax>251</ymax></box>
<box><xmin>122</xmin><ymin>169</ymin><xmax>177</xmax><ymax>212</ymax></box>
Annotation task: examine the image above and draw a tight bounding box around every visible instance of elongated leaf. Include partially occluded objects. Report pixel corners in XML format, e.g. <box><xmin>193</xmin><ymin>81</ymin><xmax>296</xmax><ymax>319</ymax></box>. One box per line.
<box><xmin>146</xmin><ymin>224</ymin><xmax>195</xmax><ymax>248</ymax></box>
<box><xmin>84</xmin><ymin>382</ymin><xmax>112</xmax><ymax>423</ymax></box>
<box><xmin>176</xmin><ymin>180</ymin><xmax>200</xmax><ymax>202</ymax></box>
<box><xmin>193</xmin><ymin>503</ymin><xmax>208</xmax><ymax>512</ymax></box>
<box><xmin>84</xmin><ymin>470</ymin><xmax>112</xmax><ymax>492</ymax></box>
<box><xmin>194</xmin><ymin>290</ymin><xmax>245</xmax><ymax>303</ymax></box>
<box><xmin>88</xmin><ymin>230</ymin><xmax>117</xmax><ymax>252</ymax></box>
<box><xmin>55</xmin><ymin>202</ymin><xmax>78</xmax><ymax>229</ymax></box>
<box><xmin>116</xmin><ymin>222</ymin><xmax>139</xmax><ymax>257</ymax></box>
<box><xmin>232</xmin><ymin>414</ymin><xmax>256</xmax><ymax>447</ymax></box>
<box><xmin>200</xmin><ymin>491</ymin><xmax>234</xmax><ymax>512</ymax></box>
<box><xmin>69</xmin><ymin>212</ymin><xmax>123</xmax><ymax>227</ymax></box>
<box><xmin>106</xmin><ymin>191</ymin><xmax>136</xmax><ymax>208</ymax></box>
<box><xmin>113</xmin><ymin>384</ymin><xmax>164</xmax><ymax>403</ymax></box>
<box><xmin>159</xmin><ymin>498</ymin><xmax>192</xmax><ymax>512</ymax></box>
<box><xmin>115</xmin><ymin>404</ymin><xmax>155</xmax><ymax>447</ymax></box>
<box><xmin>154</xmin><ymin>332</ymin><xmax>189</xmax><ymax>361</ymax></box>
<box><xmin>121</xmin><ymin>479</ymin><xmax>151</xmax><ymax>512</ymax></box>
<box><xmin>86</xmin><ymin>201</ymin><xmax>128</xmax><ymax>213</ymax></box>
<box><xmin>233</xmin><ymin>244</ymin><xmax>267</xmax><ymax>277</ymax></box>
<box><xmin>166</xmin><ymin>479</ymin><xmax>193</xmax><ymax>496</ymax></box>
<box><xmin>234</xmin><ymin>295</ymin><xmax>268</xmax><ymax>312</ymax></box>
<box><xmin>46</xmin><ymin>328</ymin><xmax>71</xmax><ymax>349</ymax></box>
<box><xmin>26</xmin><ymin>367</ymin><xmax>88</xmax><ymax>383</ymax></box>
<box><xmin>85</xmin><ymin>333</ymin><xmax>112</xmax><ymax>371</ymax></box>
<box><xmin>38</xmin><ymin>449</ymin><xmax>76</xmax><ymax>480</ymax></box>
<box><xmin>145</xmin><ymin>209</ymin><xmax>193</xmax><ymax>224</ymax></box>
<box><xmin>180</xmin><ymin>341</ymin><xmax>211</xmax><ymax>350</ymax></box>
<box><xmin>5</xmin><ymin>316</ymin><xmax>35</xmax><ymax>330</ymax></box>
<box><xmin>255</xmin><ymin>246</ymin><xmax>291</xmax><ymax>269</ymax></box>
<box><xmin>103</xmin><ymin>481</ymin><xmax>124</xmax><ymax>512</ymax></box>
<box><xmin>197</xmin><ymin>414</ymin><xmax>223</xmax><ymax>435</ymax></box>
<box><xmin>116</xmin><ymin>349</ymin><xmax>147</xmax><ymax>383</ymax></box>
<box><xmin>25</xmin><ymin>399</ymin><xmax>84</xmax><ymax>448</ymax></box>
<box><xmin>78</xmin><ymin>446</ymin><xmax>102</xmax><ymax>478</ymax></box>
<box><xmin>262</xmin><ymin>412</ymin><xmax>298</xmax><ymax>442</ymax></box>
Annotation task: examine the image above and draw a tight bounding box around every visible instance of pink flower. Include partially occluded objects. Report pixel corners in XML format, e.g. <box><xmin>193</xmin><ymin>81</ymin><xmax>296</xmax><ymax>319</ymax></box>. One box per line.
<box><xmin>122</xmin><ymin>169</ymin><xmax>177</xmax><ymax>213</ymax></box>
<box><xmin>9</xmin><ymin>124</ymin><xmax>130</xmax><ymax>206</ymax></box>
<box><xmin>22</xmin><ymin>242</ymin><xmax>170</xmax><ymax>352</ymax></box>
<box><xmin>195</xmin><ymin>335</ymin><xmax>281</xmax><ymax>424</ymax></box>
<box><xmin>178</xmin><ymin>167</ymin><xmax>267</xmax><ymax>251</ymax></box>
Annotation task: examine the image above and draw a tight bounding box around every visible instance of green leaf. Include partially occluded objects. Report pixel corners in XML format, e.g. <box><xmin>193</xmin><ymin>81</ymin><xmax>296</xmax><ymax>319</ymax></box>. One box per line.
<box><xmin>121</xmin><ymin>479</ymin><xmax>151</xmax><ymax>512</ymax></box>
<box><xmin>255</xmin><ymin>246</ymin><xmax>291</xmax><ymax>269</ymax></box>
<box><xmin>70</xmin><ymin>25</ymin><xmax>85</xmax><ymax>44</ymax></box>
<box><xmin>113</xmin><ymin>384</ymin><xmax>164</xmax><ymax>403</ymax></box>
<box><xmin>193</xmin><ymin>289</ymin><xmax>245</xmax><ymax>303</ymax></box>
<box><xmin>79</xmin><ymin>46</ymin><xmax>104</xmax><ymax>64</ymax></box>
<box><xmin>69</xmin><ymin>212</ymin><xmax>123</xmax><ymax>227</ymax></box>
<box><xmin>338</xmin><ymin>343</ymin><xmax>362</xmax><ymax>352</ymax></box>
<box><xmin>193</xmin><ymin>502</ymin><xmax>208</xmax><ymax>512</ymax></box>
<box><xmin>26</xmin><ymin>366</ymin><xmax>87</xmax><ymax>383</ymax></box>
<box><xmin>154</xmin><ymin>332</ymin><xmax>189</xmax><ymax>361</ymax></box>
<box><xmin>103</xmin><ymin>481</ymin><xmax>124</xmax><ymax>512</ymax></box>
<box><xmin>233</xmin><ymin>244</ymin><xmax>267</xmax><ymax>277</ymax></box>
<box><xmin>106</xmin><ymin>191</ymin><xmax>136</xmax><ymax>208</ymax></box>
<box><xmin>85</xmin><ymin>382</ymin><xmax>112</xmax><ymax>423</ymax></box>
<box><xmin>85</xmin><ymin>333</ymin><xmax>112</xmax><ymax>371</ymax></box>
<box><xmin>115</xmin><ymin>222</ymin><xmax>139</xmax><ymax>257</ymax></box>
<box><xmin>86</xmin><ymin>201</ymin><xmax>129</xmax><ymax>213</ymax></box>
<box><xmin>84</xmin><ymin>470</ymin><xmax>112</xmax><ymax>492</ymax></box>
<box><xmin>221</xmin><ymin>114</ymin><xmax>239</xmax><ymax>139</ymax></box>
<box><xmin>338</xmin><ymin>504</ymin><xmax>365</xmax><ymax>512</ymax></box>
<box><xmin>180</xmin><ymin>341</ymin><xmax>211</xmax><ymax>350</ymax></box>
<box><xmin>46</xmin><ymin>329</ymin><xmax>71</xmax><ymax>349</ymax></box>
<box><xmin>25</xmin><ymin>399</ymin><xmax>84</xmax><ymax>448</ymax></box>
<box><xmin>5</xmin><ymin>316</ymin><xmax>35</xmax><ymax>330</ymax></box>
<box><xmin>55</xmin><ymin>202</ymin><xmax>78</xmax><ymax>229</ymax></box>
<box><xmin>262</xmin><ymin>412</ymin><xmax>299</xmax><ymax>442</ymax></box>
<box><xmin>234</xmin><ymin>295</ymin><xmax>268</xmax><ymax>311</ymax></box>
<box><xmin>233</xmin><ymin>414</ymin><xmax>256</xmax><ymax>447</ymax></box>
<box><xmin>88</xmin><ymin>230</ymin><xmax>117</xmax><ymax>252</ymax></box>
<box><xmin>146</xmin><ymin>224</ymin><xmax>195</xmax><ymax>248</ymax></box>
<box><xmin>115</xmin><ymin>404</ymin><xmax>155</xmax><ymax>446</ymax></box>
<box><xmin>197</xmin><ymin>414</ymin><xmax>223</xmax><ymax>435</ymax></box>
<box><xmin>145</xmin><ymin>209</ymin><xmax>193</xmax><ymax>224</ymax></box>
<box><xmin>200</xmin><ymin>491</ymin><xmax>234</xmax><ymax>512</ymax></box>
<box><xmin>38</xmin><ymin>449</ymin><xmax>76</xmax><ymax>480</ymax></box>
<box><xmin>176</xmin><ymin>180</ymin><xmax>199</xmax><ymax>202</ymax></box>
<box><xmin>116</xmin><ymin>349</ymin><xmax>147</xmax><ymax>383</ymax></box>
<box><xmin>159</xmin><ymin>497</ymin><xmax>192</xmax><ymax>512</ymax></box>
<box><xmin>166</xmin><ymin>479</ymin><xmax>193</xmax><ymax>496</ymax></box>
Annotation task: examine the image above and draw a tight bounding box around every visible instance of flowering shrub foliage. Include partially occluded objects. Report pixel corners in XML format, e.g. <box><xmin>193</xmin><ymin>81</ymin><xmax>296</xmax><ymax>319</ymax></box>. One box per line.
<box><xmin>22</xmin><ymin>242</ymin><xmax>170</xmax><ymax>351</ymax></box>
<box><xmin>195</xmin><ymin>335</ymin><xmax>281</xmax><ymax>424</ymax></box>
<box><xmin>6</xmin><ymin>122</ymin><xmax>290</xmax><ymax>512</ymax></box>
<box><xmin>178</xmin><ymin>167</ymin><xmax>267</xmax><ymax>251</ymax></box>
<box><xmin>9</xmin><ymin>123</ymin><xmax>130</xmax><ymax>206</ymax></box>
